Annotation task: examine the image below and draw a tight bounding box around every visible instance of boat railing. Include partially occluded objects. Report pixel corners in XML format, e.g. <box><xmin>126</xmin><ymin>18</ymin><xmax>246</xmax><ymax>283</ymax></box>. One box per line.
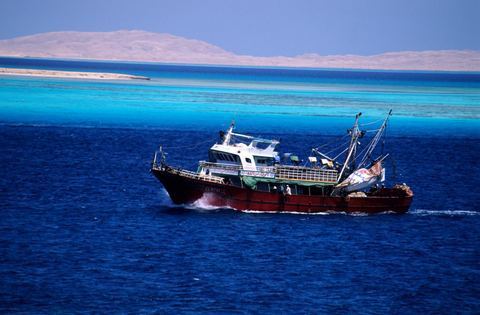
<box><xmin>198</xmin><ymin>161</ymin><xmax>338</xmax><ymax>183</ymax></box>
<box><xmin>199</xmin><ymin>161</ymin><xmax>243</xmax><ymax>172</ymax></box>
<box><xmin>172</xmin><ymin>168</ymin><xmax>225</xmax><ymax>184</ymax></box>
<box><xmin>275</xmin><ymin>165</ymin><xmax>338</xmax><ymax>183</ymax></box>
<box><xmin>199</xmin><ymin>161</ymin><xmax>275</xmax><ymax>173</ymax></box>
<box><xmin>152</xmin><ymin>162</ymin><xmax>225</xmax><ymax>184</ymax></box>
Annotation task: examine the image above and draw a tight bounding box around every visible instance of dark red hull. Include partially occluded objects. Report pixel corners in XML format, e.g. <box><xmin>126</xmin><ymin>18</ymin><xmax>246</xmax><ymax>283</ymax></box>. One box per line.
<box><xmin>152</xmin><ymin>167</ymin><xmax>413</xmax><ymax>214</ymax></box>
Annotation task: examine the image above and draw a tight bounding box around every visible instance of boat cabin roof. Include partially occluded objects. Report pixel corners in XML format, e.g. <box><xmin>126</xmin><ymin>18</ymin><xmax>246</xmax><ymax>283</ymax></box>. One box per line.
<box><xmin>208</xmin><ymin>122</ymin><xmax>280</xmax><ymax>170</ymax></box>
<box><xmin>210</xmin><ymin>137</ymin><xmax>279</xmax><ymax>158</ymax></box>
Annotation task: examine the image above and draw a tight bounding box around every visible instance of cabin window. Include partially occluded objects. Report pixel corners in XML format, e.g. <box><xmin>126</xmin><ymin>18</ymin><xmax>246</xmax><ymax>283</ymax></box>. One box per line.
<box><xmin>209</xmin><ymin>151</ymin><xmax>217</xmax><ymax>162</ymax></box>
<box><xmin>254</xmin><ymin>156</ymin><xmax>274</xmax><ymax>166</ymax></box>
<box><xmin>211</xmin><ymin>151</ymin><xmax>239</xmax><ymax>164</ymax></box>
<box><xmin>226</xmin><ymin>154</ymin><xmax>240</xmax><ymax>163</ymax></box>
<box><xmin>245</xmin><ymin>158</ymin><xmax>252</xmax><ymax>163</ymax></box>
<box><xmin>259</xmin><ymin>159</ymin><xmax>269</xmax><ymax>165</ymax></box>
<box><xmin>212</xmin><ymin>152</ymin><xmax>241</xmax><ymax>163</ymax></box>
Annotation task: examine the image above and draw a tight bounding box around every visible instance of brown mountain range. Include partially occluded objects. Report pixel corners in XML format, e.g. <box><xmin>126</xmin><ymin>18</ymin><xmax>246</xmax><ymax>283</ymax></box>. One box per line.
<box><xmin>0</xmin><ymin>30</ymin><xmax>479</xmax><ymax>71</ymax></box>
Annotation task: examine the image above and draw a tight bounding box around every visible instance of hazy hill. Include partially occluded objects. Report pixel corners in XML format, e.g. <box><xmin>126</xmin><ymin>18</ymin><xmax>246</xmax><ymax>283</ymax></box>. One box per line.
<box><xmin>0</xmin><ymin>30</ymin><xmax>479</xmax><ymax>71</ymax></box>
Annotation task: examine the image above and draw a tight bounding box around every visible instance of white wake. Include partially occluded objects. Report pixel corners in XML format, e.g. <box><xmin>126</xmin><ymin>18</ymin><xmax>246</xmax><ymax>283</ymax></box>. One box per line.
<box><xmin>410</xmin><ymin>209</ymin><xmax>479</xmax><ymax>216</ymax></box>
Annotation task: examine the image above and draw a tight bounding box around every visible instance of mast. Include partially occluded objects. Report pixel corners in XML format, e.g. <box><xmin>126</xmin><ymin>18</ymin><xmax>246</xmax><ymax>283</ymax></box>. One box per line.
<box><xmin>222</xmin><ymin>120</ymin><xmax>235</xmax><ymax>145</ymax></box>
<box><xmin>357</xmin><ymin>109</ymin><xmax>392</xmax><ymax>169</ymax></box>
<box><xmin>338</xmin><ymin>112</ymin><xmax>362</xmax><ymax>181</ymax></box>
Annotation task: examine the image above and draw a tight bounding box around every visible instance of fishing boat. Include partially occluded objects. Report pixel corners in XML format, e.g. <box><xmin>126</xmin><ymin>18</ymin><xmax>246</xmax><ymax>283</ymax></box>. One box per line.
<box><xmin>151</xmin><ymin>111</ymin><xmax>413</xmax><ymax>214</ymax></box>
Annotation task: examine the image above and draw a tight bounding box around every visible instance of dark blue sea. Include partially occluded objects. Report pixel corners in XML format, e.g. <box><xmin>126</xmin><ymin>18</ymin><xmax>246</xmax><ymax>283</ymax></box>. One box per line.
<box><xmin>1</xmin><ymin>57</ymin><xmax>479</xmax><ymax>313</ymax></box>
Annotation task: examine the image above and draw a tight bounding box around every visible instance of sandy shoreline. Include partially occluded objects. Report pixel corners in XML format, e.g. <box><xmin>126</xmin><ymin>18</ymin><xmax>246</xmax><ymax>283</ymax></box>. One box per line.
<box><xmin>0</xmin><ymin>67</ymin><xmax>150</xmax><ymax>80</ymax></box>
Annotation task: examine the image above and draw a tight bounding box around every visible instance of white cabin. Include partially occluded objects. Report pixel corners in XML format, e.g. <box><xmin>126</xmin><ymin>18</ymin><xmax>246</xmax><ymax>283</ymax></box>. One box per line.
<box><xmin>195</xmin><ymin>121</ymin><xmax>338</xmax><ymax>186</ymax></box>
<box><xmin>206</xmin><ymin>122</ymin><xmax>279</xmax><ymax>171</ymax></box>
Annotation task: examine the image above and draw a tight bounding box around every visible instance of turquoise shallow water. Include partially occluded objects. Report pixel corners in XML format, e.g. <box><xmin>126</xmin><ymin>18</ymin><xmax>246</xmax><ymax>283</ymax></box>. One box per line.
<box><xmin>0</xmin><ymin>58</ymin><xmax>479</xmax><ymax>137</ymax></box>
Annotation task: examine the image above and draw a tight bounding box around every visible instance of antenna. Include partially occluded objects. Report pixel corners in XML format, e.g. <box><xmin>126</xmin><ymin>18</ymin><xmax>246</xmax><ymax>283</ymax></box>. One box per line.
<box><xmin>222</xmin><ymin>120</ymin><xmax>235</xmax><ymax>145</ymax></box>
<box><xmin>337</xmin><ymin>113</ymin><xmax>362</xmax><ymax>181</ymax></box>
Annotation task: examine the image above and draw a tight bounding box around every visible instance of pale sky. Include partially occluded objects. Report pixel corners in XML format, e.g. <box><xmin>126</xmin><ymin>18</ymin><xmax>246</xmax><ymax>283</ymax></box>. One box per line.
<box><xmin>1</xmin><ymin>0</ymin><xmax>479</xmax><ymax>56</ymax></box>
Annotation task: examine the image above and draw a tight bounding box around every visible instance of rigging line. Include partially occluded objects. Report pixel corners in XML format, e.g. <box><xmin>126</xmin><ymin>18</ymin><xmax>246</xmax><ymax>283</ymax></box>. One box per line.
<box><xmin>382</xmin><ymin>122</ymin><xmax>387</xmax><ymax>155</ymax></box>
<box><xmin>321</xmin><ymin>138</ymin><xmax>352</xmax><ymax>156</ymax></box>
<box><xmin>358</xmin><ymin>127</ymin><xmax>386</xmax><ymax>168</ymax></box>
<box><xmin>360</xmin><ymin>117</ymin><xmax>385</xmax><ymax>126</ymax></box>
<box><xmin>355</xmin><ymin>132</ymin><xmax>381</xmax><ymax>165</ymax></box>
<box><xmin>313</xmin><ymin>134</ymin><xmax>349</xmax><ymax>151</ymax></box>
<box><xmin>332</xmin><ymin>146</ymin><xmax>349</xmax><ymax>161</ymax></box>
<box><xmin>357</xmin><ymin>139</ymin><xmax>376</xmax><ymax>167</ymax></box>
<box><xmin>305</xmin><ymin>137</ymin><xmax>339</xmax><ymax>162</ymax></box>
<box><xmin>357</xmin><ymin>111</ymin><xmax>392</xmax><ymax>169</ymax></box>
<box><xmin>360</xmin><ymin>132</ymin><xmax>382</xmax><ymax>160</ymax></box>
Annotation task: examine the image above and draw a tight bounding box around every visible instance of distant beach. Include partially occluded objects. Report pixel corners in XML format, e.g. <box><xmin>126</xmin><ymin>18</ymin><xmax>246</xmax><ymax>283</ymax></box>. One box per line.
<box><xmin>0</xmin><ymin>67</ymin><xmax>150</xmax><ymax>80</ymax></box>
